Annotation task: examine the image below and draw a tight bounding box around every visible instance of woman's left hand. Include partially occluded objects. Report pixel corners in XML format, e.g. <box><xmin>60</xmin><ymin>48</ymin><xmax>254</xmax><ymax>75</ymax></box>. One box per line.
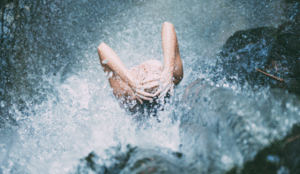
<box><xmin>142</xmin><ymin>69</ymin><xmax>174</xmax><ymax>98</ymax></box>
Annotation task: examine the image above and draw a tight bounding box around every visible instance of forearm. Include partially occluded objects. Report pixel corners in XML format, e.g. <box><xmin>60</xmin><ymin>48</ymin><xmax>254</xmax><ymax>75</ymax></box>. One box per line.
<box><xmin>98</xmin><ymin>43</ymin><xmax>136</xmax><ymax>87</ymax></box>
<box><xmin>161</xmin><ymin>22</ymin><xmax>176</xmax><ymax>73</ymax></box>
<box><xmin>109</xmin><ymin>76</ymin><xmax>135</xmax><ymax>100</ymax></box>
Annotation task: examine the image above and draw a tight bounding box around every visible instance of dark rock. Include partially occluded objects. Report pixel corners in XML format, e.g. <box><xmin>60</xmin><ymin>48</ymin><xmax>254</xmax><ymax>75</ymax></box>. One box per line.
<box><xmin>265</xmin><ymin>20</ymin><xmax>300</xmax><ymax>94</ymax></box>
<box><xmin>215</xmin><ymin>27</ymin><xmax>278</xmax><ymax>87</ymax></box>
<box><xmin>75</xmin><ymin>145</ymin><xmax>187</xmax><ymax>174</ymax></box>
<box><xmin>227</xmin><ymin>124</ymin><xmax>300</xmax><ymax>174</ymax></box>
<box><xmin>215</xmin><ymin>21</ymin><xmax>300</xmax><ymax>95</ymax></box>
<box><xmin>283</xmin><ymin>124</ymin><xmax>300</xmax><ymax>174</ymax></box>
<box><xmin>284</xmin><ymin>1</ymin><xmax>300</xmax><ymax>22</ymax></box>
<box><xmin>221</xmin><ymin>27</ymin><xmax>278</xmax><ymax>54</ymax></box>
<box><xmin>285</xmin><ymin>0</ymin><xmax>300</xmax><ymax>3</ymax></box>
<box><xmin>278</xmin><ymin>21</ymin><xmax>300</xmax><ymax>54</ymax></box>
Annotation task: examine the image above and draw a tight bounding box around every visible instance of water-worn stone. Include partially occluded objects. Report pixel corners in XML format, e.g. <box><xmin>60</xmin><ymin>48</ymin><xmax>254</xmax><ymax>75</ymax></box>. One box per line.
<box><xmin>176</xmin><ymin>79</ymin><xmax>300</xmax><ymax>173</ymax></box>
<box><xmin>215</xmin><ymin>27</ymin><xmax>279</xmax><ymax>87</ymax></box>
<box><xmin>215</xmin><ymin>20</ymin><xmax>300</xmax><ymax>95</ymax></box>
<box><xmin>75</xmin><ymin>145</ymin><xmax>186</xmax><ymax>174</ymax></box>
<box><xmin>285</xmin><ymin>0</ymin><xmax>300</xmax><ymax>3</ymax></box>
<box><xmin>278</xmin><ymin>21</ymin><xmax>300</xmax><ymax>54</ymax></box>
<box><xmin>227</xmin><ymin>124</ymin><xmax>300</xmax><ymax>174</ymax></box>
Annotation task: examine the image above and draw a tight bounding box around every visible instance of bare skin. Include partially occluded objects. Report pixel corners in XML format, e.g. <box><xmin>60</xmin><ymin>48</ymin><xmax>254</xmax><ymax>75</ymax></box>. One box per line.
<box><xmin>97</xmin><ymin>22</ymin><xmax>183</xmax><ymax>106</ymax></box>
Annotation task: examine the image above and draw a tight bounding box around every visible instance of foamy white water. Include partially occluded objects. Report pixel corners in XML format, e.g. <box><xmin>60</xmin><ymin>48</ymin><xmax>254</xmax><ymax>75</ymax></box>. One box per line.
<box><xmin>0</xmin><ymin>0</ymin><xmax>288</xmax><ymax>173</ymax></box>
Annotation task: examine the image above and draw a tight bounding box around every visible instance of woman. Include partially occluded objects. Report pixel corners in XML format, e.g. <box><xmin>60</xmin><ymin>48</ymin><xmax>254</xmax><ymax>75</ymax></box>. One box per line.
<box><xmin>98</xmin><ymin>22</ymin><xmax>183</xmax><ymax>110</ymax></box>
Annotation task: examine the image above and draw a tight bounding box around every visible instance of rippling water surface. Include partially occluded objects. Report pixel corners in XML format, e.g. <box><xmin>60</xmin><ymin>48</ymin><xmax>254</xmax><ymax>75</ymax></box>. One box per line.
<box><xmin>0</xmin><ymin>0</ymin><xmax>290</xmax><ymax>173</ymax></box>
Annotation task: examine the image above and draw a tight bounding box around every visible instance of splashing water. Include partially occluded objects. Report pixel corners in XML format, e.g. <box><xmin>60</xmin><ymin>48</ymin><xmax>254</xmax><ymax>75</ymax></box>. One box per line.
<box><xmin>0</xmin><ymin>0</ymin><xmax>289</xmax><ymax>173</ymax></box>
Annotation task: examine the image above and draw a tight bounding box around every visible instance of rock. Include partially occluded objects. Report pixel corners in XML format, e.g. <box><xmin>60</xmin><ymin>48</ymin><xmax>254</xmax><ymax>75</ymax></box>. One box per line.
<box><xmin>277</xmin><ymin>21</ymin><xmax>300</xmax><ymax>54</ymax></box>
<box><xmin>215</xmin><ymin>21</ymin><xmax>300</xmax><ymax>95</ymax></box>
<box><xmin>215</xmin><ymin>27</ymin><xmax>278</xmax><ymax>87</ymax></box>
<box><xmin>285</xmin><ymin>0</ymin><xmax>300</xmax><ymax>3</ymax></box>
<box><xmin>176</xmin><ymin>79</ymin><xmax>300</xmax><ymax>173</ymax></box>
<box><xmin>75</xmin><ymin>145</ymin><xmax>187</xmax><ymax>174</ymax></box>
<box><xmin>284</xmin><ymin>1</ymin><xmax>300</xmax><ymax>22</ymax></box>
<box><xmin>265</xmin><ymin>20</ymin><xmax>300</xmax><ymax>94</ymax></box>
<box><xmin>227</xmin><ymin>124</ymin><xmax>300</xmax><ymax>174</ymax></box>
<box><xmin>221</xmin><ymin>27</ymin><xmax>278</xmax><ymax>54</ymax></box>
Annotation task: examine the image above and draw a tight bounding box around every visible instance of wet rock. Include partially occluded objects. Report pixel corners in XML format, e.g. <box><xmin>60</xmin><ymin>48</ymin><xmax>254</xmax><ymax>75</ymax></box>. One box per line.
<box><xmin>75</xmin><ymin>145</ymin><xmax>186</xmax><ymax>174</ymax></box>
<box><xmin>0</xmin><ymin>0</ymin><xmax>33</xmax><ymax>128</ymax></box>
<box><xmin>277</xmin><ymin>21</ymin><xmax>300</xmax><ymax>54</ymax></box>
<box><xmin>285</xmin><ymin>0</ymin><xmax>300</xmax><ymax>3</ymax></box>
<box><xmin>176</xmin><ymin>79</ymin><xmax>300</xmax><ymax>173</ymax></box>
<box><xmin>227</xmin><ymin>124</ymin><xmax>300</xmax><ymax>174</ymax></box>
<box><xmin>264</xmin><ymin>20</ymin><xmax>300</xmax><ymax>94</ymax></box>
<box><xmin>215</xmin><ymin>27</ymin><xmax>279</xmax><ymax>87</ymax></box>
<box><xmin>215</xmin><ymin>19</ymin><xmax>300</xmax><ymax>95</ymax></box>
<box><xmin>215</xmin><ymin>1</ymin><xmax>300</xmax><ymax>94</ymax></box>
<box><xmin>284</xmin><ymin>1</ymin><xmax>300</xmax><ymax>22</ymax></box>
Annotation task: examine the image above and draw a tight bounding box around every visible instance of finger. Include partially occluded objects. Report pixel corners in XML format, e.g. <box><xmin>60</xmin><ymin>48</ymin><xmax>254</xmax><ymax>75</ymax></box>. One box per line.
<box><xmin>170</xmin><ymin>84</ymin><xmax>174</xmax><ymax>96</ymax></box>
<box><xmin>153</xmin><ymin>82</ymin><xmax>169</xmax><ymax>96</ymax></box>
<box><xmin>153</xmin><ymin>87</ymin><xmax>164</xmax><ymax>97</ymax></box>
<box><xmin>132</xmin><ymin>94</ymin><xmax>143</xmax><ymax>104</ymax></box>
<box><xmin>160</xmin><ymin>78</ymin><xmax>166</xmax><ymax>83</ymax></box>
<box><xmin>159</xmin><ymin>84</ymin><xmax>171</xmax><ymax>98</ymax></box>
<box><xmin>141</xmin><ymin>75</ymin><xmax>166</xmax><ymax>85</ymax></box>
<box><xmin>141</xmin><ymin>78</ymin><xmax>157</xmax><ymax>85</ymax></box>
<box><xmin>136</xmin><ymin>82</ymin><xmax>159</xmax><ymax>90</ymax></box>
<box><xmin>137</xmin><ymin>97</ymin><xmax>143</xmax><ymax>104</ymax></box>
<box><xmin>135</xmin><ymin>89</ymin><xmax>155</xmax><ymax>98</ymax></box>
<box><xmin>142</xmin><ymin>81</ymin><xmax>159</xmax><ymax>89</ymax></box>
<box><xmin>137</xmin><ymin>94</ymin><xmax>153</xmax><ymax>101</ymax></box>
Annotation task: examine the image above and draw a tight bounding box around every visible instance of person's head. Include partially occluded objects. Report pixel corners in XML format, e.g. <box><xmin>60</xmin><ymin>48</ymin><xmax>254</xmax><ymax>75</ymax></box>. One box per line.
<box><xmin>130</xmin><ymin>60</ymin><xmax>163</xmax><ymax>94</ymax></box>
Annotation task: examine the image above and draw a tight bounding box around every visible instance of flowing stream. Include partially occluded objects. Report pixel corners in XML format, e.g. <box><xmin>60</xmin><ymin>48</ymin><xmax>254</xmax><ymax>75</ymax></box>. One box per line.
<box><xmin>0</xmin><ymin>0</ymin><xmax>292</xmax><ymax>173</ymax></box>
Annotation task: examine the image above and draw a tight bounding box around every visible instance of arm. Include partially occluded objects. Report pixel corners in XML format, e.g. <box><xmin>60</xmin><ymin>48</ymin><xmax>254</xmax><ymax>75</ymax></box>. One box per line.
<box><xmin>161</xmin><ymin>22</ymin><xmax>176</xmax><ymax>75</ymax></box>
<box><xmin>143</xmin><ymin>22</ymin><xmax>183</xmax><ymax>97</ymax></box>
<box><xmin>162</xmin><ymin>22</ymin><xmax>183</xmax><ymax>85</ymax></box>
<box><xmin>98</xmin><ymin>43</ymin><xmax>136</xmax><ymax>87</ymax></box>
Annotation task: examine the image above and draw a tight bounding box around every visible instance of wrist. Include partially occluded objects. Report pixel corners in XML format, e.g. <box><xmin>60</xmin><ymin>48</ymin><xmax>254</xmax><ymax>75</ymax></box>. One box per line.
<box><xmin>163</xmin><ymin>68</ymin><xmax>174</xmax><ymax>77</ymax></box>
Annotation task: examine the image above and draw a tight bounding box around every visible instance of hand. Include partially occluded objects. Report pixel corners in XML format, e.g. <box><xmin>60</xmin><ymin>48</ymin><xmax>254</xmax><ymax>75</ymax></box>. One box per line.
<box><xmin>142</xmin><ymin>69</ymin><xmax>174</xmax><ymax>98</ymax></box>
<box><xmin>129</xmin><ymin>80</ymin><xmax>157</xmax><ymax>104</ymax></box>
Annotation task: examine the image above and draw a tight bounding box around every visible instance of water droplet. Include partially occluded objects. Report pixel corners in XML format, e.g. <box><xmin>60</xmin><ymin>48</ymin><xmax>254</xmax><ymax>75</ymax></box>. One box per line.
<box><xmin>0</xmin><ymin>101</ymin><xmax>5</xmax><ymax>107</ymax></box>
<box><xmin>267</xmin><ymin>155</ymin><xmax>280</xmax><ymax>163</ymax></box>
<box><xmin>285</xmin><ymin>119</ymin><xmax>289</xmax><ymax>125</ymax></box>
<box><xmin>221</xmin><ymin>155</ymin><xmax>233</xmax><ymax>165</ymax></box>
<box><xmin>108</xmin><ymin>71</ymin><xmax>113</xmax><ymax>78</ymax></box>
<box><xmin>102</xmin><ymin>60</ymin><xmax>109</xmax><ymax>64</ymax></box>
